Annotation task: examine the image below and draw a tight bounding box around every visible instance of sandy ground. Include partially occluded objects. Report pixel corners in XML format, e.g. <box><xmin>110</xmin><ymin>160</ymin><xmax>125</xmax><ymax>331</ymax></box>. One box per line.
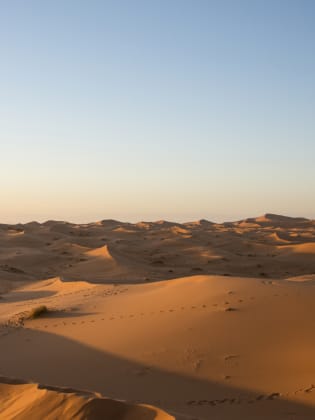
<box><xmin>1</xmin><ymin>213</ymin><xmax>315</xmax><ymax>419</ymax></box>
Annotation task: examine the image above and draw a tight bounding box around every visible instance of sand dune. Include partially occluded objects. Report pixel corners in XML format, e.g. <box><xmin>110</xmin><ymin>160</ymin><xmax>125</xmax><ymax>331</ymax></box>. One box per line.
<box><xmin>266</xmin><ymin>232</ymin><xmax>291</xmax><ymax>244</ymax></box>
<box><xmin>86</xmin><ymin>245</ymin><xmax>116</xmax><ymax>260</ymax></box>
<box><xmin>1</xmin><ymin>213</ymin><xmax>314</xmax><ymax>288</ymax></box>
<box><xmin>1</xmin><ymin>214</ymin><xmax>315</xmax><ymax>419</ymax></box>
<box><xmin>280</xmin><ymin>242</ymin><xmax>315</xmax><ymax>254</ymax></box>
<box><xmin>1</xmin><ymin>274</ymin><xmax>315</xmax><ymax>418</ymax></box>
<box><xmin>286</xmin><ymin>274</ymin><xmax>315</xmax><ymax>282</ymax></box>
<box><xmin>0</xmin><ymin>377</ymin><xmax>172</xmax><ymax>420</ymax></box>
<box><xmin>247</xmin><ymin>213</ymin><xmax>310</xmax><ymax>226</ymax></box>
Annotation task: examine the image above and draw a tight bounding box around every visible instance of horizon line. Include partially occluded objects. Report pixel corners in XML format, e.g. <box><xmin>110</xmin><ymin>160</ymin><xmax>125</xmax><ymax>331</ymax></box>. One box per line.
<box><xmin>2</xmin><ymin>213</ymin><xmax>313</xmax><ymax>227</ymax></box>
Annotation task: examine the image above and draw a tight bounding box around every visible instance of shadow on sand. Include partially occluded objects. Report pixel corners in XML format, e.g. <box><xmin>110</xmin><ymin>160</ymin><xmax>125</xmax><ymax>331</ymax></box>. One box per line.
<box><xmin>0</xmin><ymin>327</ymin><xmax>314</xmax><ymax>419</ymax></box>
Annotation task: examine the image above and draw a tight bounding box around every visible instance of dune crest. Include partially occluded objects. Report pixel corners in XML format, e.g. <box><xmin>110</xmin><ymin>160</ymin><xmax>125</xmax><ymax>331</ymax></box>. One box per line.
<box><xmin>0</xmin><ymin>377</ymin><xmax>173</xmax><ymax>420</ymax></box>
<box><xmin>86</xmin><ymin>245</ymin><xmax>115</xmax><ymax>260</ymax></box>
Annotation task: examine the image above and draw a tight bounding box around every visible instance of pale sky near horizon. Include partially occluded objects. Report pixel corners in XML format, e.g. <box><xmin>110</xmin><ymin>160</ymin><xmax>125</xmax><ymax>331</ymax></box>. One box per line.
<box><xmin>1</xmin><ymin>0</ymin><xmax>314</xmax><ymax>223</ymax></box>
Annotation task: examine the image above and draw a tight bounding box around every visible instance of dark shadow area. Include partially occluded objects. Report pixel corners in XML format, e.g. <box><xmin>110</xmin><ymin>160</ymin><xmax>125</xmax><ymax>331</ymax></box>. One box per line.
<box><xmin>1</xmin><ymin>290</ymin><xmax>56</xmax><ymax>303</ymax></box>
<box><xmin>0</xmin><ymin>328</ymin><xmax>314</xmax><ymax>419</ymax></box>
<box><xmin>37</xmin><ymin>310</ymin><xmax>97</xmax><ymax>319</ymax></box>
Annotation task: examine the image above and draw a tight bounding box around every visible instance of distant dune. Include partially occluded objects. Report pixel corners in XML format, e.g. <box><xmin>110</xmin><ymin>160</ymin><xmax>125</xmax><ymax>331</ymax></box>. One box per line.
<box><xmin>0</xmin><ymin>214</ymin><xmax>314</xmax><ymax>288</ymax></box>
<box><xmin>0</xmin><ymin>214</ymin><xmax>315</xmax><ymax>419</ymax></box>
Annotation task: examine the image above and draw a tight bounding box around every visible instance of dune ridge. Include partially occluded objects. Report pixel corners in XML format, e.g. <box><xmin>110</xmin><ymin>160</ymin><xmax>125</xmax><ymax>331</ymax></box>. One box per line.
<box><xmin>0</xmin><ymin>377</ymin><xmax>173</xmax><ymax>420</ymax></box>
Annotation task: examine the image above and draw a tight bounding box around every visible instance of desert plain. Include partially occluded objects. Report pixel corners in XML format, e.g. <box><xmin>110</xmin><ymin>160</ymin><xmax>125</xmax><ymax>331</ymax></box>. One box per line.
<box><xmin>1</xmin><ymin>213</ymin><xmax>315</xmax><ymax>419</ymax></box>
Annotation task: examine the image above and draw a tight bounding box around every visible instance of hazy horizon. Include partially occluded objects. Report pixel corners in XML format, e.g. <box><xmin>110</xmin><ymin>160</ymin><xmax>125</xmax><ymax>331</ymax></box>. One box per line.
<box><xmin>1</xmin><ymin>211</ymin><xmax>313</xmax><ymax>226</ymax></box>
<box><xmin>1</xmin><ymin>0</ymin><xmax>314</xmax><ymax>222</ymax></box>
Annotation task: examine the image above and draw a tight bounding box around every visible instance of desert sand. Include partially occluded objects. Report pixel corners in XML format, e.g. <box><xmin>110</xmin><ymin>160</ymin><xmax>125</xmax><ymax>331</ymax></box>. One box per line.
<box><xmin>1</xmin><ymin>213</ymin><xmax>315</xmax><ymax>419</ymax></box>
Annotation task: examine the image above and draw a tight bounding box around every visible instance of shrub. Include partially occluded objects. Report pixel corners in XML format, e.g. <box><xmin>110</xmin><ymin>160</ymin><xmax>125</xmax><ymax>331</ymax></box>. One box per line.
<box><xmin>27</xmin><ymin>305</ymin><xmax>48</xmax><ymax>319</ymax></box>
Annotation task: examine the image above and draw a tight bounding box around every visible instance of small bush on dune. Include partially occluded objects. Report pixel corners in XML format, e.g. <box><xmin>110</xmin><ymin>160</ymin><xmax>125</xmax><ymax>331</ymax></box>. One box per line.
<box><xmin>27</xmin><ymin>305</ymin><xmax>48</xmax><ymax>319</ymax></box>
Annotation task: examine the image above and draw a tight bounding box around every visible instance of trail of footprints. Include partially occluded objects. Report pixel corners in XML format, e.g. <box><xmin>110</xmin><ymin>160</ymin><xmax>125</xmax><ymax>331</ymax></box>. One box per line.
<box><xmin>186</xmin><ymin>384</ymin><xmax>315</xmax><ymax>407</ymax></box>
<box><xmin>2</xmin><ymin>289</ymin><xmax>294</xmax><ymax>335</ymax></box>
<box><xmin>27</xmin><ymin>291</ymin><xmax>294</xmax><ymax>330</ymax></box>
<box><xmin>33</xmin><ymin>301</ymin><xmax>237</xmax><ymax>329</ymax></box>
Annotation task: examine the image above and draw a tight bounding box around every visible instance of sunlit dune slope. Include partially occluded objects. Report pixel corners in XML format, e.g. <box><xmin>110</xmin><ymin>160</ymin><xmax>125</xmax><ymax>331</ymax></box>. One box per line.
<box><xmin>0</xmin><ymin>377</ymin><xmax>173</xmax><ymax>420</ymax></box>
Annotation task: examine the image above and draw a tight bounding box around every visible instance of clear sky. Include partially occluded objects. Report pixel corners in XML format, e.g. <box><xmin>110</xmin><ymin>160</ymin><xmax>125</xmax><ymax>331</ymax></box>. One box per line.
<box><xmin>1</xmin><ymin>0</ymin><xmax>314</xmax><ymax>223</ymax></box>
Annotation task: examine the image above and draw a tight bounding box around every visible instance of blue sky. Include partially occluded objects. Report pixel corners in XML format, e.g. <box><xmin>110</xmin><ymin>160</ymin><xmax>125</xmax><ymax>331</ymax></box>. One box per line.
<box><xmin>1</xmin><ymin>0</ymin><xmax>314</xmax><ymax>223</ymax></box>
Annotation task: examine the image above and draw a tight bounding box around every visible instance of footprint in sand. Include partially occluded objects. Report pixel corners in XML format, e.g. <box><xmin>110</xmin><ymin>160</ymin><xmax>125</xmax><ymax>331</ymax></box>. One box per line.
<box><xmin>267</xmin><ymin>392</ymin><xmax>281</xmax><ymax>400</ymax></box>
<box><xmin>304</xmin><ymin>384</ymin><xmax>315</xmax><ymax>393</ymax></box>
<box><xmin>224</xmin><ymin>354</ymin><xmax>240</xmax><ymax>368</ymax></box>
<box><xmin>224</xmin><ymin>354</ymin><xmax>239</xmax><ymax>361</ymax></box>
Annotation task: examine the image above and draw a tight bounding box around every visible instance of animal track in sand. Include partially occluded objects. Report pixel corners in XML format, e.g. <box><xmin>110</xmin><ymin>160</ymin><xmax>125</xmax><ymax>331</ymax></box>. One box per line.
<box><xmin>185</xmin><ymin>385</ymin><xmax>315</xmax><ymax>407</ymax></box>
